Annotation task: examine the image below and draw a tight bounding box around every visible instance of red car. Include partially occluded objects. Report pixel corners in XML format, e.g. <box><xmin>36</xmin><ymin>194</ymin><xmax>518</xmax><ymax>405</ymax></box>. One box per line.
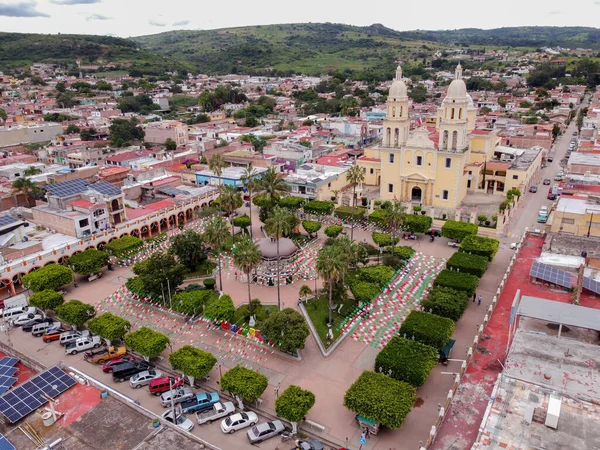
<box><xmin>102</xmin><ymin>355</ymin><xmax>136</xmax><ymax>373</ymax></box>
<box><xmin>149</xmin><ymin>376</ymin><xmax>183</xmax><ymax>395</ymax></box>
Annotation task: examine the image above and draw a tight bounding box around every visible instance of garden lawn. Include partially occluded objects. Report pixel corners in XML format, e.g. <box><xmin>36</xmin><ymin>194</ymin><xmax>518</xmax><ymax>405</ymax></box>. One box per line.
<box><xmin>305</xmin><ymin>295</ymin><xmax>358</xmax><ymax>348</ymax></box>
<box><xmin>184</xmin><ymin>261</ymin><xmax>217</xmax><ymax>279</ymax></box>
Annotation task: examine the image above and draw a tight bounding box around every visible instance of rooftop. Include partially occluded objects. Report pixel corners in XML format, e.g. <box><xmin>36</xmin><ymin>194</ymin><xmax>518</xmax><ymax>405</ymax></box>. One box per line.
<box><xmin>556</xmin><ymin>195</ymin><xmax>600</xmax><ymax>215</ymax></box>
<box><xmin>569</xmin><ymin>152</ymin><xmax>600</xmax><ymax>167</ymax></box>
<box><xmin>196</xmin><ymin>166</ymin><xmax>267</xmax><ymax>180</ymax></box>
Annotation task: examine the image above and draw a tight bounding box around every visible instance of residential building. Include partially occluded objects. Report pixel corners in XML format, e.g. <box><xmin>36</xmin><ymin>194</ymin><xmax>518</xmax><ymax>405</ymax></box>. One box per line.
<box><xmin>0</xmin><ymin>123</ymin><xmax>62</xmax><ymax>147</ymax></box>
<box><xmin>283</xmin><ymin>163</ymin><xmax>349</xmax><ymax>200</ymax></box>
<box><xmin>144</xmin><ymin>121</ymin><xmax>188</xmax><ymax>146</ymax></box>
<box><xmin>550</xmin><ymin>194</ymin><xmax>600</xmax><ymax>237</ymax></box>
<box><xmin>195</xmin><ymin>166</ymin><xmax>267</xmax><ymax>188</ymax></box>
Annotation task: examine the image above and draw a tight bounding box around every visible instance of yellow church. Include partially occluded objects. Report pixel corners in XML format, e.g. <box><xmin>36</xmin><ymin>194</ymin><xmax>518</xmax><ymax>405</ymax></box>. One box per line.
<box><xmin>358</xmin><ymin>64</ymin><xmax>510</xmax><ymax>209</ymax></box>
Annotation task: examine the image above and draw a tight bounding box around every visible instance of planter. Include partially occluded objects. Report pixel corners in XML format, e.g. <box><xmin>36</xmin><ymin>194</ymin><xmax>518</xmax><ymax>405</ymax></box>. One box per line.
<box><xmin>152</xmin><ymin>419</ymin><xmax>160</xmax><ymax>428</ymax></box>
<box><xmin>100</xmin><ymin>390</ymin><xmax>108</xmax><ymax>399</ymax></box>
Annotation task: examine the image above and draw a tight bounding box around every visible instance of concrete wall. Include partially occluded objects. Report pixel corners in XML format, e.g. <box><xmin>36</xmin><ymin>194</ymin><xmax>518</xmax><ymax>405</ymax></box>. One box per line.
<box><xmin>0</xmin><ymin>124</ymin><xmax>62</xmax><ymax>147</ymax></box>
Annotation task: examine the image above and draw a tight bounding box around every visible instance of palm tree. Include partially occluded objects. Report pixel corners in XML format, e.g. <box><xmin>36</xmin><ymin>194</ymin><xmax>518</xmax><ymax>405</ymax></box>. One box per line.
<box><xmin>232</xmin><ymin>236</ymin><xmax>261</xmax><ymax>317</ymax></box>
<box><xmin>386</xmin><ymin>201</ymin><xmax>407</xmax><ymax>252</ymax></box>
<box><xmin>220</xmin><ymin>185</ymin><xmax>244</xmax><ymax>238</ymax></box>
<box><xmin>240</xmin><ymin>165</ymin><xmax>258</xmax><ymax>238</ymax></box>
<box><xmin>345</xmin><ymin>165</ymin><xmax>365</xmax><ymax>241</ymax></box>
<box><xmin>263</xmin><ymin>207</ymin><xmax>293</xmax><ymax>311</ymax></box>
<box><xmin>24</xmin><ymin>166</ymin><xmax>42</xmax><ymax>176</ymax></box>
<box><xmin>11</xmin><ymin>177</ymin><xmax>41</xmax><ymax>207</ymax></box>
<box><xmin>316</xmin><ymin>244</ymin><xmax>348</xmax><ymax>327</ymax></box>
<box><xmin>203</xmin><ymin>216</ymin><xmax>230</xmax><ymax>292</ymax></box>
<box><xmin>256</xmin><ymin>167</ymin><xmax>289</xmax><ymax>204</ymax></box>
<box><xmin>209</xmin><ymin>154</ymin><xmax>226</xmax><ymax>209</ymax></box>
<box><xmin>299</xmin><ymin>285</ymin><xmax>313</xmax><ymax>300</ymax></box>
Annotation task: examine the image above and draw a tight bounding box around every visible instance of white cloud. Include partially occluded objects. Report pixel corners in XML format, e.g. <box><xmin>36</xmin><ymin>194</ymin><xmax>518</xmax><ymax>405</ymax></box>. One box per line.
<box><xmin>86</xmin><ymin>13</ymin><xmax>110</xmax><ymax>20</ymax></box>
<box><xmin>50</xmin><ymin>0</ymin><xmax>101</xmax><ymax>4</ymax></box>
<box><xmin>0</xmin><ymin>1</ymin><xmax>49</xmax><ymax>18</ymax></box>
<box><xmin>172</xmin><ymin>20</ymin><xmax>190</xmax><ymax>26</ymax></box>
<box><xmin>149</xmin><ymin>19</ymin><xmax>166</xmax><ymax>27</ymax></box>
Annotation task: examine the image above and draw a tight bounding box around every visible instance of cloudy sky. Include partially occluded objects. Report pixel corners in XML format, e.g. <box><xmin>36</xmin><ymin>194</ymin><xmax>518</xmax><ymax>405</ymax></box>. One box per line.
<box><xmin>0</xmin><ymin>0</ymin><xmax>598</xmax><ymax>38</ymax></box>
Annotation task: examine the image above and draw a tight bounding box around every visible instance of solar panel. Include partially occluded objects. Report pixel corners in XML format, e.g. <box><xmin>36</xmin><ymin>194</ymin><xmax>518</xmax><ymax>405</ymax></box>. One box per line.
<box><xmin>91</xmin><ymin>182</ymin><xmax>122</xmax><ymax>197</ymax></box>
<box><xmin>0</xmin><ymin>367</ymin><xmax>17</xmax><ymax>377</ymax></box>
<box><xmin>583</xmin><ymin>276</ymin><xmax>600</xmax><ymax>295</ymax></box>
<box><xmin>0</xmin><ymin>366</ymin><xmax>76</xmax><ymax>423</ymax></box>
<box><xmin>45</xmin><ymin>179</ymin><xmax>88</xmax><ymax>198</ymax></box>
<box><xmin>530</xmin><ymin>261</ymin><xmax>573</xmax><ymax>289</ymax></box>
<box><xmin>0</xmin><ymin>433</ymin><xmax>15</xmax><ymax>450</ymax></box>
<box><xmin>0</xmin><ymin>358</ymin><xmax>19</xmax><ymax>368</ymax></box>
<box><xmin>0</xmin><ymin>377</ymin><xmax>17</xmax><ymax>396</ymax></box>
<box><xmin>0</xmin><ymin>216</ymin><xmax>18</xmax><ymax>228</ymax></box>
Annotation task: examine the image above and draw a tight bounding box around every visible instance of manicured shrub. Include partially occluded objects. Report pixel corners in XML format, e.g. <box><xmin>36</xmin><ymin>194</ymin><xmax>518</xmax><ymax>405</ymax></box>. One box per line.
<box><xmin>420</xmin><ymin>287</ymin><xmax>469</xmax><ymax>321</ymax></box>
<box><xmin>372</xmin><ymin>232</ymin><xmax>392</xmax><ymax>247</ymax></box>
<box><xmin>279</xmin><ymin>196</ymin><xmax>306</xmax><ymax>210</ymax></box>
<box><xmin>302</xmin><ymin>220</ymin><xmax>322</xmax><ymax>237</ymax></box>
<box><xmin>375</xmin><ymin>337</ymin><xmax>438</xmax><ymax>386</ymax></box>
<box><xmin>399</xmin><ymin>310</ymin><xmax>455</xmax><ymax>351</ymax></box>
<box><xmin>368</xmin><ymin>209</ymin><xmax>389</xmax><ymax>225</ymax></box>
<box><xmin>441</xmin><ymin>220</ymin><xmax>478</xmax><ymax>242</ymax></box>
<box><xmin>459</xmin><ymin>235</ymin><xmax>500</xmax><ymax>261</ymax></box>
<box><xmin>343</xmin><ymin>371</ymin><xmax>416</xmax><ymax>429</ymax></box>
<box><xmin>232</xmin><ymin>215</ymin><xmax>251</xmax><ymax>229</ymax></box>
<box><xmin>388</xmin><ymin>246</ymin><xmax>415</xmax><ymax>260</ymax></box>
<box><xmin>203</xmin><ymin>278</ymin><xmax>216</xmax><ymax>290</ymax></box>
<box><xmin>104</xmin><ymin>235</ymin><xmax>143</xmax><ymax>257</ymax></box>
<box><xmin>324</xmin><ymin>225</ymin><xmax>343</xmax><ymax>238</ymax></box>
<box><xmin>446</xmin><ymin>252</ymin><xmax>488</xmax><ymax>277</ymax></box>
<box><xmin>356</xmin><ymin>266</ymin><xmax>395</xmax><ymax>287</ymax></box>
<box><xmin>29</xmin><ymin>290</ymin><xmax>64</xmax><ymax>311</ymax></box>
<box><xmin>404</xmin><ymin>215</ymin><xmax>432</xmax><ymax>234</ymax></box>
<box><xmin>350</xmin><ymin>281</ymin><xmax>380</xmax><ymax>304</ymax></box>
<box><xmin>303</xmin><ymin>200</ymin><xmax>334</xmax><ymax>215</ymax></box>
<box><xmin>433</xmin><ymin>269</ymin><xmax>479</xmax><ymax>297</ymax></box>
<box><xmin>22</xmin><ymin>264</ymin><xmax>73</xmax><ymax>293</ymax></box>
<box><xmin>334</xmin><ymin>206</ymin><xmax>366</xmax><ymax>220</ymax></box>
<box><xmin>67</xmin><ymin>249</ymin><xmax>108</xmax><ymax>275</ymax></box>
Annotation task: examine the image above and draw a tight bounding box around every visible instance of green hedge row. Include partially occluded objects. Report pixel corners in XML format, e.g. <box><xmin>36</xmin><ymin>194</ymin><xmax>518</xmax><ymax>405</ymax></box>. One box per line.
<box><xmin>368</xmin><ymin>209</ymin><xmax>390</xmax><ymax>224</ymax></box>
<box><xmin>372</xmin><ymin>232</ymin><xmax>392</xmax><ymax>247</ymax></box>
<box><xmin>334</xmin><ymin>206</ymin><xmax>366</xmax><ymax>220</ymax></box>
<box><xmin>388</xmin><ymin>246</ymin><xmax>416</xmax><ymax>261</ymax></box>
<box><xmin>420</xmin><ymin>286</ymin><xmax>469</xmax><ymax>322</ymax></box>
<box><xmin>350</xmin><ymin>281</ymin><xmax>381</xmax><ymax>304</ymax></box>
<box><xmin>303</xmin><ymin>200</ymin><xmax>334</xmax><ymax>215</ymax></box>
<box><xmin>433</xmin><ymin>269</ymin><xmax>480</xmax><ymax>297</ymax></box>
<box><xmin>355</xmin><ymin>266</ymin><xmax>395</xmax><ymax>287</ymax></box>
<box><xmin>446</xmin><ymin>252</ymin><xmax>489</xmax><ymax>277</ymax></box>
<box><xmin>404</xmin><ymin>215</ymin><xmax>432</xmax><ymax>234</ymax></box>
<box><xmin>324</xmin><ymin>225</ymin><xmax>344</xmax><ymax>238</ymax></box>
<box><xmin>399</xmin><ymin>310</ymin><xmax>455</xmax><ymax>351</ymax></box>
<box><xmin>441</xmin><ymin>220</ymin><xmax>478</xmax><ymax>241</ymax></box>
<box><xmin>459</xmin><ymin>235</ymin><xmax>500</xmax><ymax>261</ymax></box>
<box><xmin>375</xmin><ymin>337</ymin><xmax>438</xmax><ymax>387</ymax></box>
<box><xmin>279</xmin><ymin>196</ymin><xmax>306</xmax><ymax>210</ymax></box>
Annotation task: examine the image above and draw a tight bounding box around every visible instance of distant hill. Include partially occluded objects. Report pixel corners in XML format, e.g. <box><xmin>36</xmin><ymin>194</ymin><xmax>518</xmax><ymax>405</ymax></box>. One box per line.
<box><xmin>0</xmin><ymin>32</ymin><xmax>192</xmax><ymax>73</ymax></box>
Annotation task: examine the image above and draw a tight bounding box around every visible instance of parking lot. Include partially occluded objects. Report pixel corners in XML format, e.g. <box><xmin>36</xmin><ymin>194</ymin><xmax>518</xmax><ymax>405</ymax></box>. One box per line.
<box><xmin>1</xmin><ymin>327</ymin><xmax>313</xmax><ymax>450</ymax></box>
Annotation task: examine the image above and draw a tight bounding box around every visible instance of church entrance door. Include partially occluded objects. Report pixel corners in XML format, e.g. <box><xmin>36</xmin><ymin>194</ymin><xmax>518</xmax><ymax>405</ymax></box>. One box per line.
<box><xmin>411</xmin><ymin>186</ymin><xmax>422</xmax><ymax>203</ymax></box>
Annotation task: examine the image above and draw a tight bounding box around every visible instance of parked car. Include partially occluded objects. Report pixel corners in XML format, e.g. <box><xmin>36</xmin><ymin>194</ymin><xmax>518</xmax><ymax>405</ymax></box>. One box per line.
<box><xmin>65</xmin><ymin>335</ymin><xmax>103</xmax><ymax>355</ymax></box>
<box><xmin>20</xmin><ymin>318</ymin><xmax>47</xmax><ymax>332</ymax></box>
<box><xmin>529</xmin><ymin>185</ymin><xmax>538</xmax><ymax>193</ymax></box>
<box><xmin>102</xmin><ymin>356</ymin><xmax>136</xmax><ymax>373</ymax></box>
<box><xmin>543</xmin><ymin>178</ymin><xmax>551</xmax><ymax>185</ymax></box>
<box><xmin>197</xmin><ymin>401</ymin><xmax>235</xmax><ymax>425</ymax></box>
<box><xmin>2</xmin><ymin>306</ymin><xmax>35</xmax><ymax>320</ymax></box>
<box><xmin>42</xmin><ymin>328</ymin><xmax>67</xmax><ymax>342</ymax></box>
<box><xmin>31</xmin><ymin>321</ymin><xmax>61</xmax><ymax>336</ymax></box>
<box><xmin>12</xmin><ymin>311</ymin><xmax>45</xmax><ymax>327</ymax></box>
<box><xmin>246</xmin><ymin>420</ymin><xmax>286</xmax><ymax>444</ymax></box>
<box><xmin>295</xmin><ymin>439</ymin><xmax>325</xmax><ymax>450</ymax></box>
<box><xmin>149</xmin><ymin>375</ymin><xmax>182</xmax><ymax>396</ymax></box>
<box><xmin>112</xmin><ymin>361</ymin><xmax>150</xmax><ymax>382</ymax></box>
<box><xmin>160</xmin><ymin>387</ymin><xmax>195</xmax><ymax>407</ymax></box>
<box><xmin>547</xmin><ymin>189</ymin><xmax>557</xmax><ymax>200</ymax></box>
<box><xmin>221</xmin><ymin>411</ymin><xmax>258</xmax><ymax>434</ymax></box>
<box><xmin>129</xmin><ymin>370</ymin><xmax>163</xmax><ymax>389</ymax></box>
<box><xmin>547</xmin><ymin>156</ymin><xmax>553</xmax><ymax>162</ymax></box>
<box><xmin>180</xmin><ymin>392</ymin><xmax>220</xmax><ymax>414</ymax></box>
<box><xmin>84</xmin><ymin>345</ymin><xmax>126</xmax><ymax>364</ymax></box>
<box><xmin>59</xmin><ymin>330</ymin><xmax>90</xmax><ymax>346</ymax></box>
<box><xmin>162</xmin><ymin>410</ymin><xmax>194</xmax><ymax>432</ymax></box>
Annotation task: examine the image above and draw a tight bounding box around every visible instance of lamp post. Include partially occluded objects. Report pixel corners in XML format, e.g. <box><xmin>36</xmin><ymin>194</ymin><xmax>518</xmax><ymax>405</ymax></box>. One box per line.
<box><xmin>587</xmin><ymin>210</ymin><xmax>595</xmax><ymax>238</ymax></box>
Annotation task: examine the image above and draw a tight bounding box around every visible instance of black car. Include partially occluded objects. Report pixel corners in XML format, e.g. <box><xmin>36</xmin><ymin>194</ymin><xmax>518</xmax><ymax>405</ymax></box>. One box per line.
<box><xmin>112</xmin><ymin>361</ymin><xmax>150</xmax><ymax>383</ymax></box>
<box><xmin>21</xmin><ymin>318</ymin><xmax>46</xmax><ymax>332</ymax></box>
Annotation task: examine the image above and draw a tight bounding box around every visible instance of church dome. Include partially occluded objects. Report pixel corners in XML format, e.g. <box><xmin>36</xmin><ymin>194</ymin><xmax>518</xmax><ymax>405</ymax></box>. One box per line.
<box><xmin>446</xmin><ymin>78</ymin><xmax>467</xmax><ymax>99</ymax></box>
<box><xmin>389</xmin><ymin>65</ymin><xmax>408</xmax><ymax>98</ymax></box>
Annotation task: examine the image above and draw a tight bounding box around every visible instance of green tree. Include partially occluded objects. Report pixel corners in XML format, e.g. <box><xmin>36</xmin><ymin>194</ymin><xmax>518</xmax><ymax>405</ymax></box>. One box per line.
<box><xmin>261</xmin><ymin>308</ymin><xmax>310</xmax><ymax>353</ymax></box>
<box><xmin>109</xmin><ymin>117</ymin><xmax>144</xmax><ymax>147</ymax></box>
<box><xmin>204</xmin><ymin>294</ymin><xmax>235</xmax><ymax>322</ymax></box>
<box><xmin>324</xmin><ymin>225</ymin><xmax>343</xmax><ymax>238</ymax></box>
<box><xmin>169</xmin><ymin>230</ymin><xmax>205</xmax><ymax>271</ymax></box>
<box><xmin>275</xmin><ymin>385</ymin><xmax>315</xmax><ymax>434</ymax></box>
<box><xmin>165</xmin><ymin>137</ymin><xmax>177</xmax><ymax>151</ymax></box>
<box><xmin>28</xmin><ymin>290</ymin><xmax>64</xmax><ymax>311</ymax></box>
<box><xmin>79</xmin><ymin>127</ymin><xmax>96</xmax><ymax>141</ymax></box>
<box><xmin>169</xmin><ymin>345</ymin><xmax>217</xmax><ymax>385</ymax></box>
<box><xmin>232</xmin><ymin>215</ymin><xmax>251</xmax><ymax>233</ymax></box>
<box><xmin>104</xmin><ymin>235</ymin><xmax>143</xmax><ymax>257</ymax></box>
<box><xmin>22</xmin><ymin>264</ymin><xmax>73</xmax><ymax>292</ymax></box>
<box><xmin>23</xmin><ymin>166</ymin><xmax>42</xmax><ymax>176</ymax></box>
<box><xmin>232</xmin><ymin>236</ymin><xmax>261</xmax><ymax>316</ymax></box>
<box><xmin>55</xmin><ymin>82</ymin><xmax>66</xmax><ymax>93</ymax></box>
<box><xmin>385</xmin><ymin>202</ymin><xmax>407</xmax><ymax>251</ymax></box>
<box><xmin>240</xmin><ymin>165</ymin><xmax>259</xmax><ymax>238</ymax></box>
<box><xmin>220</xmin><ymin>364</ymin><xmax>268</xmax><ymax>410</ymax></box>
<box><xmin>203</xmin><ymin>216</ymin><xmax>230</xmax><ymax>290</ymax></box>
<box><xmin>56</xmin><ymin>300</ymin><xmax>96</xmax><ymax>329</ymax></box>
<box><xmin>88</xmin><ymin>312</ymin><xmax>131</xmax><ymax>344</ymax></box>
<box><xmin>132</xmin><ymin>252</ymin><xmax>187</xmax><ymax>303</ymax></box>
<box><xmin>0</xmin><ymin>108</ymin><xmax>6</xmax><ymax>122</ymax></box>
<box><xmin>256</xmin><ymin>167</ymin><xmax>290</xmax><ymax>203</ymax></box>
<box><xmin>441</xmin><ymin>220</ymin><xmax>478</xmax><ymax>242</ymax></box>
<box><xmin>220</xmin><ymin>185</ymin><xmax>243</xmax><ymax>237</ymax></box>
<box><xmin>67</xmin><ymin>249</ymin><xmax>108</xmax><ymax>275</ymax></box>
<box><xmin>264</xmin><ymin>207</ymin><xmax>294</xmax><ymax>311</ymax></box>
<box><xmin>346</xmin><ymin>165</ymin><xmax>365</xmax><ymax>241</ymax></box>
<box><xmin>316</xmin><ymin>243</ymin><xmax>348</xmax><ymax>327</ymax></box>
<box><xmin>208</xmin><ymin>153</ymin><xmax>226</xmax><ymax>205</ymax></box>
<box><xmin>299</xmin><ymin>285</ymin><xmax>313</xmax><ymax>300</ymax></box>
<box><xmin>124</xmin><ymin>327</ymin><xmax>170</xmax><ymax>360</ymax></box>
<box><xmin>56</xmin><ymin>92</ymin><xmax>78</xmax><ymax>108</ymax></box>
<box><xmin>302</xmin><ymin>220</ymin><xmax>321</xmax><ymax>238</ymax></box>
<box><xmin>65</xmin><ymin>124</ymin><xmax>81</xmax><ymax>135</ymax></box>
<box><xmin>375</xmin><ymin>336</ymin><xmax>438</xmax><ymax>387</ymax></box>
<box><xmin>11</xmin><ymin>177</ymin><xmax>41</xmax><ymax>207</ymax></box>
<box><xmin>344</xmin><ymin>371</ymin><xmax>416</xmax><ymax>429</ymax></box>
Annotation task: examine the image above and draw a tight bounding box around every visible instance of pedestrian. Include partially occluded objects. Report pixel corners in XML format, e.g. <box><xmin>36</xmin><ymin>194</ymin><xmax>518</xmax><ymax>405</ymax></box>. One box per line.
<box><xmin>365</xmin><ymin>427</ymin><xmax>371</xmax><ymax>439</ymax></box>
<box><xmin>473</xmin><ymin>292</ymin><xmax>476</xmax><ymax>303</ymax></box>
<box><xmin>360</xmin><ymin>429</ymin><xmax>367</xmax><ymax>441</ymax></box>
<box><xmin>478</xmin><ymin>295</ymin><xmax>482</xmax><ymax>306</ymax></box>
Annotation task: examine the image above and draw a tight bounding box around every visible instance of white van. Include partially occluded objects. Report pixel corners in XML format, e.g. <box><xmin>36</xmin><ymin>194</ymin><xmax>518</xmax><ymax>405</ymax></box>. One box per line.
<box><xmin>32</xmin><ymin>321</ymin><xmax>61</xmax><ymax>337</ymax></box>
<box><xmin>2</xmin><ymin>306</ymin><xmax>35</xmax><ymax>321</ymax></box>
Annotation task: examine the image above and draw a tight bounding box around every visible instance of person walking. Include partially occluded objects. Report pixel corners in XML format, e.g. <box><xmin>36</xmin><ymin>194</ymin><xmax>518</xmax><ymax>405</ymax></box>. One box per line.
<box><xmin>478</xmin><ymin>295</ymin><xmax>482</xmax><ymax>306</ymax></box>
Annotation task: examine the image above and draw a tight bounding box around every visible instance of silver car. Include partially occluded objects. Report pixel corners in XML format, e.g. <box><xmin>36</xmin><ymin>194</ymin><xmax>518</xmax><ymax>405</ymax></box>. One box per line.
<box><xmin>246</xmin><ymin>420</ymin><xmax>285</xmax><ymax>443</ymax></box>
<box><xmin>129</xmin><ymin>369</ymin><xmax>163</xmax><ymax>388</ymax></box>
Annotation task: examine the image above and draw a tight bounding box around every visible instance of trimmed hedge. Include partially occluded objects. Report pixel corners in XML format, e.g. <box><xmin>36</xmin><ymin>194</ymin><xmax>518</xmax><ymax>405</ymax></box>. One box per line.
<box><xmin>324</xmin><ymin>225</ymin><xmax>344</xmax><ymax>238</ymax></box>
<box><xmin>441</xmin><ymin>220</ymin><xmax>478</xmax><ymax>242</ymax></box>
<box><xmin>104</xmin><ymin>235</ymin><xmax>143</xmax><ymax>257</ymax></box>
<box><xmin>343</xmin><ymin>371</ymin><xmax>416</xmax><ymax>429</ymax></box>
<box><xmin>375</xmin><ymin>337</ymin><xmax>438</xmax><ymax>387</ymax></box>
<box><xmin>279</xmin><ymin>196</ymin><xmax>306</xmax><ymax>210</ymax></box>
<box><xmin>459</xmin><ymin>235</ymin><xmax>500</xmax><ymax>261</ymax></box>
<box><xmin>350</xmin><ymin>281</ymin><xmax>380</xmax><ymax>304</ymax></box>
<box><xmin>404</xmin><ymin>215</ymin><xmax>432</xmax><ymax>234</ymax></box>
<box><xmin>368</xmin><ymin>209</ymin><xmax>390</xmax><ymax>225</ymax></box>
<box><xmin>399</xmin><ymin>311</ymin><xmax>455</xmax><ymax>351</ymax></box>
<box><xmin>433</xmin><ymin>269</ymin><xmax>480</xmax><ymax>297</ymax></box>
<box><xmin>356</xmin><ymin>266</ymin><xmax>395</xmax><ymax>287</ymax></box>
<box><xmin>303</xmin><ymin>200</ymin><xmax>334</xmax><ymax>215</ymax></box>
<box><xmin>388</xmin><ymin>246</ymin><xmax>416</xmax><ymax>260</ymax></box>
<box><xmin>334</xmin><ymin>206</ymin><xmax>366</xmax><ymax>220</ymax></box>
<box><xmin>372</xmin><ymin>232</ymin><xmax>392</xmax><ymax>247</ymax></box>
<box><xmin>446</xmin><ymin>252</ymin><xmax>488</xmax><ymax>277</ymax></box>
<box><xmin>302</xmin><ymin>220</ymin><xmax>322</xmax><ymax>236</ymax></box>
<box><xmin>420</xmin><ymin>286</ymin><xmax>469</xmax><ymax>321</ymax></box>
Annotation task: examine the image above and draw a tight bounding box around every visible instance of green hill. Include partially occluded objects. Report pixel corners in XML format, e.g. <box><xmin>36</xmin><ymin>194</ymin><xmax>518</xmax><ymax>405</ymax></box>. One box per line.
<box><xmin>0</xmin><ymin>32</ymin><xmax>192</xmax><ymax>73</ymax></box>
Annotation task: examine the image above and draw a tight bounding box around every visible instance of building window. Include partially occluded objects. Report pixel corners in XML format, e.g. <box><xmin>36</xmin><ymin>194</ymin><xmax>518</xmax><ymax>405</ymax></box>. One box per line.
<box><xmin>388</xmin><ymin>184</ymin><xmax>394</xmax><ymax>193</ymax></box>
<box><xmin>445</xmin><ymin>158</ymin><xmax>452</xmax><ymax>168</ymax></box>
<box><xmin>416</xmin><ymin>156</ymin><xmax>423</xmax><ymax>166</ymax></box>
<box><xmin>512</xmin><ymin>175</ymin><xmax>519</xmax><ymax>180</ymax></box>
<box><xmin>370</xmin><ymin>168</ymin><xmax>374</xmax><ymax>174</ymax></box>
<box><xmin>79</xmin><ymin>219</ymin><xmax>89</xmax><ymax>228</ymax></box>
<box><xmin>442</xmin><ymin>190</ymin><xmax>449</xmax><ymax>200</ymax></box>
<box><xmin>563</xmin><ymin>219</ymin><xmax>575</xmax><ymax>225</ymax></box>
<box><xmin>389</xmin><ymin>153</ymin><xmax>395</xmax><ymax>164</ymax></box>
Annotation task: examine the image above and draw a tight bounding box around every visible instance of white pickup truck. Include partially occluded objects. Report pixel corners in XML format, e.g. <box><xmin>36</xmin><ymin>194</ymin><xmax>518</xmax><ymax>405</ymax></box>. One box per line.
<box><xmin>65</xmin><ymin>335</ymin><xmax>103</xmax><ymax>355</ymax></box>
<box><xmin>196</xmin><ymin>401</ymin><xmax>235</xmax><ymax>425</ymax></box>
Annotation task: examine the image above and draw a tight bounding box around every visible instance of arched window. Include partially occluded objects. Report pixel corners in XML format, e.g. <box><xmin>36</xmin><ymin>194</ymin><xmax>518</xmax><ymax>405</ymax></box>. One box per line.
<box><xmin>394</xmin><ymin>128</ymin><xmax>399</xmax><ymax>147</ymax></box>
<box><xmin>385</xmin><ymin>128</ymin><xmax>391</xmax><ymax>146</ymax></box>
<box><xmin>400</xmin><ymin>106</ymin><xmax>403</xmax><ymax>117</ymax></box>
<box><xmin>392</xmin><ymin>107</ymin><xmax>396</xmax><ymax>117</ymax></box>
<box><xmin>459</xmin><ymin>108</ymin><xmax>463</xmax><ymax>119</ymax></box>
<box><xmin>451</xmin><ymin>108</ymin><xmax>455</xmax><ymax>120</ymax></box>
<box><xmin>452</xmin><ymin>131</ymin><xmax>458</xmax><ymax>150</ymax></box>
